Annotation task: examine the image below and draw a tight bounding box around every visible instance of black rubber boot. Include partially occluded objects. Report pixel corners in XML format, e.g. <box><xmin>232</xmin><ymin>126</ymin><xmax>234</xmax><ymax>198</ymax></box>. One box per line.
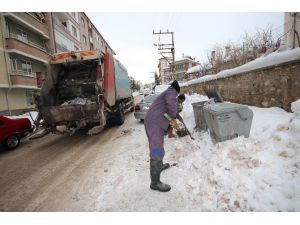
<box><xmin>150</xmin><ymin>159</ymin><xmax>171</xmax><ymax>192</ymax></box>
<box><xmin>161</xmin><ymin>162</ymin><xmax>170</xmax><ymax>171</ymax></box>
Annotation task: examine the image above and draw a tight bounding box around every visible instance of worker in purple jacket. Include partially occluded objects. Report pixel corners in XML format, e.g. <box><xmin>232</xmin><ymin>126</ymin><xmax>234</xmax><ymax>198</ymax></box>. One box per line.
<box><xmin>144</xmin><ymin>80</ymin><xmax>181</xmax><ymax>192</ymax></box>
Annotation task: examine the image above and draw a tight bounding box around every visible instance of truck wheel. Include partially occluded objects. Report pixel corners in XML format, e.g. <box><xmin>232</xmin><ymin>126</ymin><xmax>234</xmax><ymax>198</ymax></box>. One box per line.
<box><xmin>5</xmin><ymin>135</ymin><xmax>20</xmax><ymax>150</ymax></box>
<box><xmin>115</xmin><ymin>103</ymin><xmax>125</xmax><ymax>125</ymax></box>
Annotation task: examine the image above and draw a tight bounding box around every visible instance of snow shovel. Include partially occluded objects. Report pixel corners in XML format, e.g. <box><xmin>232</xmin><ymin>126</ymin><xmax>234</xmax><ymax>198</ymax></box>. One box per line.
<box><xmin>179</xmin><ymin>118</ymin><xmax>195</xmax><ymax>140</ymax></box>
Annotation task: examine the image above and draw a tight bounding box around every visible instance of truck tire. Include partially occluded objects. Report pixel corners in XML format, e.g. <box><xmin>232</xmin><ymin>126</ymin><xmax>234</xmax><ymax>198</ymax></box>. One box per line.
<box><xmin>115</xmin><ymin>103</ymin><xmax>125</xmax><ymax>125</ymax></box>
<box><xmin>5</xmin><ymin>135</ymin><xmax>20</xmax><ymax>150</ymax></box>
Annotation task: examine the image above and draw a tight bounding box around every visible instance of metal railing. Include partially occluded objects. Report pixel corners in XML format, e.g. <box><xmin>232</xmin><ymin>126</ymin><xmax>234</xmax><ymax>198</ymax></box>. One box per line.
<box><xmin>10</xmin><ymin>69</ymin><xmax>36</xmax><ymax>78</ymax></box>
<box><xmin>7</xmin><ymin>33</ymin><xmax>47</xmax><ymax>52</ymax></box>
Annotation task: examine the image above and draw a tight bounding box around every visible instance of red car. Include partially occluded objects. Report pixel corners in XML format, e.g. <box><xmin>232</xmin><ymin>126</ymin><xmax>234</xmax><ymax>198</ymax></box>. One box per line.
<box><xmin>0</xmin><ymin>115</ymin><xmax>33</xmax><ymax>150</ymax></box>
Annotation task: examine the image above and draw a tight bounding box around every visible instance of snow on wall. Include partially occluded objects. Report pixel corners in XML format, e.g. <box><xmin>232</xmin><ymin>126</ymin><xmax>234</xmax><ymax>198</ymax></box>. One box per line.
<box><xmin>181</xmin><ymin>48</ymin><xmax>300</xmax><ymax>87</ymax></box>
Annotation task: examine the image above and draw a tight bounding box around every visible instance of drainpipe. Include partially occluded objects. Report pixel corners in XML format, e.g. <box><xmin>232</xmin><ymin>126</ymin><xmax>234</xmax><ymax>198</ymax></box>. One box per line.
<box><xmin>50</xmin><ymin>12</ymin><xmax>57</xmax><ymax>54</ymax></box>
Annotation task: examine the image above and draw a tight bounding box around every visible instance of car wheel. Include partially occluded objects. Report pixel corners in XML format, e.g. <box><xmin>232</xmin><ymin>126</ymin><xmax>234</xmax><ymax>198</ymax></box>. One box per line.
<box><xmin>5</xmin><ymin>135</ymin><xmax>20</xmax><ymax>150</ymax></box>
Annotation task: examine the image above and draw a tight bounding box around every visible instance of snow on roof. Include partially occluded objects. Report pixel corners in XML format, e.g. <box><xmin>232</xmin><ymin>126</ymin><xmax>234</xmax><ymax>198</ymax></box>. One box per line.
<box><xmin>181</xmin><ymin>47</ymin><xmax>300</xmax><ymax>87</ymax></box>
<box><xmin>186</xmin><ymin>65</ymin><xmax>201</xmax><ymax>74</ymax></box>
<box><xmin>173</xmin><ymin>57</ymin><xmax>197</xmax><ymax>63</ymax></box>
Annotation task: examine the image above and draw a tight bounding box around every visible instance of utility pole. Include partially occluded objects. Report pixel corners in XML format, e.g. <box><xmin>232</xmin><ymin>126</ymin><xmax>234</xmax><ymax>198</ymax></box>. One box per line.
<box><xmin>153</xmin><ymin>29</ymin><xmax>175</xmax><ymax>82</ymax></box>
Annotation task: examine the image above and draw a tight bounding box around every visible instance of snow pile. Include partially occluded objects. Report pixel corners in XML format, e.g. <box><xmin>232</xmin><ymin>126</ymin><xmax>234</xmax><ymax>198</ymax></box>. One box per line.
<box><xmin>181</xmin><ymin>47</ymin><xmax>300</xmax><ymax>87</ymax></box>
<box><xmin>61</xmin><ymin>97</ymin><xmax>94</xmax><ymax>105</ymax></box>
<box><xmin>291</xmin><ymin>99</ymin><xmax>300</xmax><ymax>113</ymax></box>
<box><xmin>166</xmin><ymin>94</ymin><xmax>300</xmax><ymax>211</ymax></box>
<box><xmin>94</xmin><ymin>94</ymin><xmax>300</xmax><ymax>211</ymax></box>
<box><xmin>179</xmin><ymin>93</ymin><xmax>208</xmax><ymax>130</ymax></box>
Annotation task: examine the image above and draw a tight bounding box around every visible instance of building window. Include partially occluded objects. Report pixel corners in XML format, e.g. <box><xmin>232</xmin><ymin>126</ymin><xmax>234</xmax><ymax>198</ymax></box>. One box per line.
<box><xmin>26</xmin><ymin>89</ymin><xmax>35</xmax><ymax>106</ymax></box>
<box><xmin>83</xmin><ymin>35</ymin><xmax>87</xmax><ymax>44</ymax></box>
<box><xmin>17</xmin><ymin>28</ymin><xmax>28</xmax><ymax>42</ymax></box>
<box><xmin>9</xmin><ymin>57</ymin><xmax>17</xmax><ymax>72</ymax></box>
<box><xmin>54</xmin><ymin>30</ymin><xmax>74</xmax><ymax>51</ymax></box>
<box><xmin>81</xmin><ymin>17</ymin><xmax>85</xmax><ymax>27</ymax></box>
<box><xmin>69</xmin><ymin>12</ymin><xmax>79</xmax><ymax>22</ymax></box>
<box><xmin>74</xmin><ymin>45</ymin><xmax>79</xmax><ymax>50</ymax></box>
<box><xmin>71</xmin><ymin>25</ymin><xmax>78</xmax><ymax>38</ymax></box>
<box><xmin>21</xmin><ymin>60</ymin><xmax>32</xmax><ymax>75</ymax></box>
<box><xmin>62</xmin><ymin>21</ymin><xmax>67</xmax><ymax>29</ymax></box>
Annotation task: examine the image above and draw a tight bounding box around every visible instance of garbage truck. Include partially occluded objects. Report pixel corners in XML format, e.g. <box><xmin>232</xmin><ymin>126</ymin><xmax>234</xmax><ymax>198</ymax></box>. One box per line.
<box><xmin>35</xmin><ymin>50</ymin><xmax>134</xmax><ymax>135</ymax></box>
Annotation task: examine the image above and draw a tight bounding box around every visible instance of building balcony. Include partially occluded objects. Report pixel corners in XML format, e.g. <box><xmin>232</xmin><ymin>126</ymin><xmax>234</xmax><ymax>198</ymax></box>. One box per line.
<box><xmin>3</xmin><ymin>12</ymin><xmax>50</xmax><ymax>39</ymax></box>
<box><xmin>10</xmin><ymin>71</ymin><xmax>39</xmax><ymax>89</ymax></box>
<box><xmin>6</xmin><ymin>37</ymin><xmax>50</xmax><ymax>64</ymax></box>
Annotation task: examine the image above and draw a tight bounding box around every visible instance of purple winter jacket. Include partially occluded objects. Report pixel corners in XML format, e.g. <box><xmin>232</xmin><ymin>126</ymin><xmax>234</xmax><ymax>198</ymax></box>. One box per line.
<box><xmin>144</xmin><ymin>87</ymin><xmax>178</xmax><ymax>160</ymax></box>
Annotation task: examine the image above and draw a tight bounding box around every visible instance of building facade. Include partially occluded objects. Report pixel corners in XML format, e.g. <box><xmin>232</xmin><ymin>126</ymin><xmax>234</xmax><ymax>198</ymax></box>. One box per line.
<box><xmin>0</xmin><ymin>12</ymin><xmax>115</xmax><ymax>115</ymax></box>
<box><xmin>0</xmin><ymin>12</ymin><xmax>51</xmax><ymax>115</ymax></box>
<box><xmin>157</xmin><ymin>57</ymin><xmax>172</xmax><ymax>84</ymax></box>
<box><xmin>170</xmin><ymin>56</ymin><xmax>199</xmax><ymax>82</ymax></box>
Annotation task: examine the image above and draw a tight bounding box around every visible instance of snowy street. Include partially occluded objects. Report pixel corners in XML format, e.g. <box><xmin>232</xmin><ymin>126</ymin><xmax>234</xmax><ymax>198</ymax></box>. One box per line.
<box><xmin>0</xmin><ymin>94</ymin><xmax>299</xmax><ymax>211</ymax></box>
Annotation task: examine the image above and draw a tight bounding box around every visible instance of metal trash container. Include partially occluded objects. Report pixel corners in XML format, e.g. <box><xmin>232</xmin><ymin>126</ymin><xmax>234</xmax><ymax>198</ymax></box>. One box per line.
<box><xmin>192</xmin><ymin>101</ymin><xmax>208</xmax><ymax>132</ymax></box>
<box><xmin>203</xmin><ymin>102</ymin><xmax>253</xmax><ymax>143</ymax></box>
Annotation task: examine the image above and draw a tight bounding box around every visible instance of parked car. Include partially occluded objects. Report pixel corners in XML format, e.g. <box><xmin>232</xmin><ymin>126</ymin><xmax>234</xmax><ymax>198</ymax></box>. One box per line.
<box><xmin>134</xmin><ymin>94</ymin><xmax>158</xmax><ymax>121</ymax></box>
<box><xmin>0</xmin><ymin>116</ymin><xmax>33</xmax><ymax>150</ymax></box>
<box><xmin>143</xmin><ymin>88</ymin><xmax>152</xmax><ymax>96</ymax></box>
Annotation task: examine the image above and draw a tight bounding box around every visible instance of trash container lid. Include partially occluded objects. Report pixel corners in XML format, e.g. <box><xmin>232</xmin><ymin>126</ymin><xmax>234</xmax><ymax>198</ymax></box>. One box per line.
<box><xmin>203</xmin><ymin>102</ymin><xmax>248</xmax><ymax>115</ymax></box>
<box><xmin>192</xmin><ymin>101</ymin><xmax>207</xmax><ymax>108</ymax></box>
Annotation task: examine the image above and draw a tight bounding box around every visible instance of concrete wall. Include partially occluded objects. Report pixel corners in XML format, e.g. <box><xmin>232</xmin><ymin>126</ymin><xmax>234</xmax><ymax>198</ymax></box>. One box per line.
<box><xmin>0</xmin><ymin>88</ymin><xmax>35</xmax><ymax>115</ymax></box>
<box><xmin>0</xmin><ymin>89</ymin><xmax>8</xmax><ymax>112</ymax></box>
<box><xmin>181</xmin><ymin>60</ymin><xmax>300</xmax><ymax>112</ymax></box>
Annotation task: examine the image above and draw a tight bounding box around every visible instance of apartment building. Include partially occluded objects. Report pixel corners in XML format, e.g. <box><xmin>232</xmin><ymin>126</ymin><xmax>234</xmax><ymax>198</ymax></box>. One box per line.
<box><xmin>52</xmin><ymin>12</ymin><xmax>115</xmax><ymax>56</ymax></box>
<box><xmin>0</xmin><ymin>12</ymin><xmax>51</xmax><ymax>115</ymax></box>
<box><xmin>0</xmin><ymin>12</ymin><xmax>115</xmax><ymax>115</ymax></box>
<box><xmin>170</xmin><ymin>56</ymin><xmax>199</xmax><ymax>82</ymax></box>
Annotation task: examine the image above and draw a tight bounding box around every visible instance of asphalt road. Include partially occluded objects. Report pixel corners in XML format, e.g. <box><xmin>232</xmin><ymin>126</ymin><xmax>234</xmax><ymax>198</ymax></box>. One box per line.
<box><xmin>0</xmin><ymin>95</ymin><xmax>145</xmax><ymax>211</ymax></box>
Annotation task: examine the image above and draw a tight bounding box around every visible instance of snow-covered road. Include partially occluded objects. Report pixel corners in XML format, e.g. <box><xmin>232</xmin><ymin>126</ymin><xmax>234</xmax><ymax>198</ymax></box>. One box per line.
<box><xmin>0</xmin><ymin>94</ymin><xmax>299</xmax><ymax>211</ymax></box>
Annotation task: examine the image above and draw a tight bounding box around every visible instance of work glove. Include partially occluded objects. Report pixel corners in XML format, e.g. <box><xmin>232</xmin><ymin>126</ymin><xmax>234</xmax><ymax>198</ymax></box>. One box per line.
<box><xmin>169</xmin><ymin>119</ymin><xmax>181</xmax><ymax>131</ymax></box>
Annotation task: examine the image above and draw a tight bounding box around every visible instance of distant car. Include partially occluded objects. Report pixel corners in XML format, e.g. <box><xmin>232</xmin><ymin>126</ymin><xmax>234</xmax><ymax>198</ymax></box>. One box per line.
<box><xmin>143</xmin><ymin>88</ymin><xmax>152</xmax><ymax>96</ymax></box>
<box><xmin>134</xmin><ymin>94</ymin><xmax>158</xmax><ymax>121</ymax></box>
<box><xmin>0</xmin><ymin>116</ymin><xmax>33</xmax><ymax>150</ymax></box>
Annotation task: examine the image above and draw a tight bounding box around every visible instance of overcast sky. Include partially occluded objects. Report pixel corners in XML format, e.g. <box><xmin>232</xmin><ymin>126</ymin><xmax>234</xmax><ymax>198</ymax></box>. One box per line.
<box><xmin>87</xmin><ymin>12</ymin><xmax>283</xmax><ymax>84</ymax></box>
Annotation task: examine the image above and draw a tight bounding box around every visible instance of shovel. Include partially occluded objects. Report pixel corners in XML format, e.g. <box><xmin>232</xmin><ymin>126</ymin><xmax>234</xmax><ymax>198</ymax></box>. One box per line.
<box><xmin>179</xmin><ymin>118</ymin><xmax>195</xmax><ymax>140</ymax></box>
